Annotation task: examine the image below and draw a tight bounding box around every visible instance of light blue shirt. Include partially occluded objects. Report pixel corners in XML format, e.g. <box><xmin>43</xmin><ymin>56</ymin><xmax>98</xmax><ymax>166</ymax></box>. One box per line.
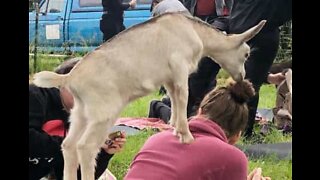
<box><xmin>152</xmin><ymin>0</ymin><xmax>190</xmax><ymax>17</ymax></box>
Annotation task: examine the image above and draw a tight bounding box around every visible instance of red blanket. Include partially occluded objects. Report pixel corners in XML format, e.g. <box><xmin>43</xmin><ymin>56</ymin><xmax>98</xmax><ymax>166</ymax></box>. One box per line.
<box><xmin>115</xmin><ymin>117</ymin><xmax>173</xmax><ymax>131</ymax></box>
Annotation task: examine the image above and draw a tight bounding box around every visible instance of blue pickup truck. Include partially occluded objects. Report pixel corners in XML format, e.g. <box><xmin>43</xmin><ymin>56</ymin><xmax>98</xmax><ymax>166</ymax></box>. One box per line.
<box><xmin>29</xmin><ymin>0</ymin><xmax>152</xmax><ymax>53</ymax></box>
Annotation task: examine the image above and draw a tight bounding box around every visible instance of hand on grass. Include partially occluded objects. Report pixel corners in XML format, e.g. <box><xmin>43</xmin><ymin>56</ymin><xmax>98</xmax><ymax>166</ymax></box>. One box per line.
<box><xmin>102</xmin><ymin>132</ymin><xmax>126</xmax><ymax>154</ymax></box>
<box><xmin>248</xmin><ymin>168</ymin><xmax>271</xmax><ymax>180</ymax></box>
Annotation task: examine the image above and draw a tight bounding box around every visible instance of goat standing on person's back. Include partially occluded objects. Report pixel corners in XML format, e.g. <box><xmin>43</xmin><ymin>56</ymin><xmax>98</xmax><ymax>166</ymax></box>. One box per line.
<box><xmin>33</xmin><ymin>13</ymin><xmax>265</xmax><ymax>180</ymax></box>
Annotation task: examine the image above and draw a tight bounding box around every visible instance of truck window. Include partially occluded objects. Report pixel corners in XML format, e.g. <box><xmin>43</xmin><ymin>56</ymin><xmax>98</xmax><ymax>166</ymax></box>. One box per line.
<box><xmin>40</xmin><ymin>0</ymin><xmax>64</xmax><ymax>13</ymax></box>
<box><xmin>137</xmin><ymin>0</ymin><xmax>152</xmax><ymax>4</ymax></box>
<box><xmin>123</xmin><ymin>0</ymin><xmax>152</xmax><ymax>4</ymax></box>
<box><xmin>79</xmin><ymin>0</ymin><xmax>152</xmax><ymax>7</ymax></box>
<box><xmin>79</xmin><ymin>0</ymin><xmax>101</xmax><ymax>7</ymax></box>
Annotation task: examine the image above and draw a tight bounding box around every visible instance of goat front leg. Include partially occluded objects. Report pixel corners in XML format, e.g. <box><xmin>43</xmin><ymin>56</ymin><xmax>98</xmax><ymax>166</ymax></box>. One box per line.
<box><xmin>173</xmin><ymin>83</ymin><xmax>194</xmax><ymax>144</ymax></box>
<box><xmin>167</xmin><ymin>56</ymin><xmax>194</xmax><ymax>143</ymax></box>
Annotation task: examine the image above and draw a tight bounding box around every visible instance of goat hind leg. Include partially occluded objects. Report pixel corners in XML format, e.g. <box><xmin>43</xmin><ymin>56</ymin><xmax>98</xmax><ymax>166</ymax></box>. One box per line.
<box><xmin>77</xmin><ymin>103</ymin><xmax>122</xmax><ymax>180</ymax></box>
<box><xmin>62</xmin><ymin>105</ymin><xmax>86</xmax><ymax>180</ymax></box>
<box><xmin>77</xmin><ymin>122</ymin><xmax>108</xmax><ymax>180</ymax></box>
<box><xmin>164</xmin><ymin>83</ymin><xmax>177</xmax><ymax>133</ymax></box>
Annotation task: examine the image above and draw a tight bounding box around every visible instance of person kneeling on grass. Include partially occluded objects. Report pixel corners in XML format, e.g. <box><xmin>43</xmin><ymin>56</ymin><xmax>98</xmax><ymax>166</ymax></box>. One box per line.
<box><xmin>125</xmin><ymin>80</ymin><xmax>270</xmax><ymax>180</ymax></box>
<box><xmin>29</xmin><ymin>58</ymin><xmax>126</xmax><ymax>180</ymax></box>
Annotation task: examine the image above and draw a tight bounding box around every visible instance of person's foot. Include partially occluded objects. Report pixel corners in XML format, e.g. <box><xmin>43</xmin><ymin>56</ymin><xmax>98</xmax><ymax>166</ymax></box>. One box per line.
<box><xmin>148</xmin><ymin>100</ymin><xmax>172</xmax><ymax>124</ymax></box>
<box><xmin>161</xmin><ymin>96</ymin><xmax>171</xmax><ymax>107</ymax></box>
<box><xmin>148</xmin><ymin>100</ymin><xmax>161</xmax><ymax>118</ymax></box>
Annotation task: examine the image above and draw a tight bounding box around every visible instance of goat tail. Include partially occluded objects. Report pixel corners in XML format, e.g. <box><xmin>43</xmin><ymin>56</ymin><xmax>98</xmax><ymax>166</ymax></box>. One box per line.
<box><xmin>32</xmin><ymin>71</ymin><xmax>69</xmax><ymax>88</ymax></box>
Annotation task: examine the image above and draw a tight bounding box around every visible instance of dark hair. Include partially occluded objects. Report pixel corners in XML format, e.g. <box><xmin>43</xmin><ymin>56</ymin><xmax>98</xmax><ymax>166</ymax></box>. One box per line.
<box><xmin>199</xmin><ymin>80</ymin><xmax>255</xmax><ymax>138</ymax></box>
<box><xmin>150</xmin><ymin>0</ymin><xmax>162</xmax><ymax>12</ymax></box>
<box><xmin>54</xmin><ymin>57</ymin><xmax>81</xmax><ymax>75</ymax></box>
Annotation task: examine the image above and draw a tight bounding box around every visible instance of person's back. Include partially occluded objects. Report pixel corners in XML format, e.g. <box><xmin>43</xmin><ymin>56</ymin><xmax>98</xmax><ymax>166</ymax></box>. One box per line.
<box><xmin>229</xmin><ymin>0</ymin><xmax>292</xmax><ymax>34</ymax></box>
<box><xmin>125</xmin><ymin>118</ymin><xmax>247</xmax><ymax>180</ymax></box>
<box><xmin>125</xmin><ymin>80</ymin><xmax>259</xmax><ymax>180</ymax></box>
<box><xmin>152</xmin><ymin>0</ymin><xmax>190</xmax><ymax>16</ymax></box>
<box><xmin>228</xmin><ymin>0</ymin><xmax>292</xmax><ymax>137</ymax></box>
<box><xmin>29</xmin><ymin>58</ymin><xmax>126</xmax><ymax>180</ymax></box>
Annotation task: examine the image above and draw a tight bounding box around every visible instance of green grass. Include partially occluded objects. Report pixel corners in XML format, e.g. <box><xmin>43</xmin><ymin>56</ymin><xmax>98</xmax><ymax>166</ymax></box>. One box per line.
<box><xmin>30</xmin><ymin>55</ymin><xmax>292</xmax><ymax>180</ymax></box>
<box><xmin>29</xmin><ymin>55</ymin><xmax>66</xmax><ymax>74</ymax></box>
<box><xmin>112</xmin><ymin>73</ymin><xmax>291</xmax><ymax>179</ymax></box>
<box><xmin>258</xmin><ymin>84</ymin><xmax>277</xmax><ymax>109</ymax></box>
<box><xmin>111</xmin><ymin>78</ymin><xmax>291</xmax><ymax>179</ymax></box>
<box><xmin>108</xmin><ymin>129</ymin><xmax>157</xmax><ymax>179</ymax></box>
<box><xmin>238</xmin><ymin>125</ymin><xmax>292</xmax><ymax>145</ymax></box>
<box><xmin>120</xmin><ymin>92</ymin><xmax>162</xmax><ymax>118</ymax></box>
<box><xmin>249</xmin><ymin>157</ymin><xmax>292</xmax><ymax>180</ymax></box>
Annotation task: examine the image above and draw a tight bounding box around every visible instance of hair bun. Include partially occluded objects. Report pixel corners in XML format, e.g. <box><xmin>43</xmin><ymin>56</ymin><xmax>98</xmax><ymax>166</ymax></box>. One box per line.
<box><xmin>228</xmin><ymin>79</ymin><xmax>255</xmax><ymax>104</ymax></box>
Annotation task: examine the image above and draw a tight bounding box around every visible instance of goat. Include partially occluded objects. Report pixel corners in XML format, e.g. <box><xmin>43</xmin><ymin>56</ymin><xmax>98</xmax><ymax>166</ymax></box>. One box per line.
<box><xmin>33</xmin><ymin>12</ymin><xmax>265</xmax><ymax>180</ymax></box>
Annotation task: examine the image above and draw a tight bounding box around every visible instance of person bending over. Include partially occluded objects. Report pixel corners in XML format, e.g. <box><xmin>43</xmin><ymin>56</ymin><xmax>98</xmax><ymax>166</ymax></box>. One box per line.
<box><xmin>125</xmin><ymin>80</ymin><xmax>270</xmax><ymax>180</ymax></box>
<box><xmin>29</xmin><ymin>58</ymin><xmax>126</xmax><ymax>180</ymax></box>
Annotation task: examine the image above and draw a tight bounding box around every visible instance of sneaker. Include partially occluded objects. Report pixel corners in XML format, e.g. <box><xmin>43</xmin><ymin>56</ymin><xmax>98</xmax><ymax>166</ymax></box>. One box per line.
<box><xmin>161</xmin><ymin>96</ymin><xmax>171</xmax><ymax>107</ymax></box>
<box><xmin>148</xmin><ymin>100</ymin><xmax>161</xmax><ymax>118</ymax></box>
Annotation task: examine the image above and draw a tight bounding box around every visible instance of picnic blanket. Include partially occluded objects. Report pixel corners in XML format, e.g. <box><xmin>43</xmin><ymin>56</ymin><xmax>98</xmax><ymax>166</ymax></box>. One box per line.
<box><xmin>113</xmin><ymin>111</ymin><xmax>274</xmax><ymax>136</ymax></box>
<box><xmin>115</xmin><ymin>117</ymin><xmax>173</xmax><ymax>132</ymax></box>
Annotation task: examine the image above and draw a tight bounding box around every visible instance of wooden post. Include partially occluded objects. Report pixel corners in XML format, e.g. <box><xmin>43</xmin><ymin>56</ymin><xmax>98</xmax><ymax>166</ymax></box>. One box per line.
<box><xmin>33</xmin><ymin>1</ymin><xmax>40</xmax><ymax>73</ymax></box>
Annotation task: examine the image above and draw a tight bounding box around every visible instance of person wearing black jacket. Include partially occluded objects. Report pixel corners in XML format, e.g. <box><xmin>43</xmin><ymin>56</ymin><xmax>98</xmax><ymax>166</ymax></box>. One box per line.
<box><xmin>228</xmin><ymin>0</ymin><xmax>292</xmax><ymax>138</ymax></box>
<box><xmin>178</xmin><ymin>0</ymin><xmax>234</xmax><ymax>117</ymax></box>
<box><xmin>148</xmin><ymin>0</ymin><xmax>291</xmax><ymax>139</ymax></box>
<box><xmin>100</xmin><ymin>0</ymin><xmax>137</xmax><ymax>42</ymax></box>
<box><xmin>29</xmin><ymin>58</ymin><xmax>126</xmax><ymax>180</ymax></box>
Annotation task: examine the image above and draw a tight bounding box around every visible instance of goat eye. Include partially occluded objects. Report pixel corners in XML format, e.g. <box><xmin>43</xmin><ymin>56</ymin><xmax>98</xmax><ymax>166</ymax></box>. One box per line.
<box><xmin>245</xmin><ymin>53</ymin><xmax>249</xmax><ymax>58</ymax></box>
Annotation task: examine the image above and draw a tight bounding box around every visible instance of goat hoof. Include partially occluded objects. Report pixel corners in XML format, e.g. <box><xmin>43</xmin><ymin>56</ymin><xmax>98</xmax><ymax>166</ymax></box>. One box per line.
<box><xmin>179</xmin><ymin>132</ymin><xmax>194</xmax><ymax>144</ymax></box>
<box><xmin>169</xmin><ymin>120</ymin><xmax>175</xmax><ymax>127</ymax></box>
<box><xmin>172</xmin><ymin>129</ymin><xmax>178</xmax><ymax>136</ymax></box>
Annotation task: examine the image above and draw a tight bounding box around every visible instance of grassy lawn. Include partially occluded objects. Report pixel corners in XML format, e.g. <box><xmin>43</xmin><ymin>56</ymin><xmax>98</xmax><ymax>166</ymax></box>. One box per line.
<box><xmin>30</xmin><ymin>56</ymin><xmax>292</xmax><ymax>180</ymax></box>
<box><xmin>108</xmin><ymin>85</ymin><xmax>292</xmax><ymax>180</ymax></box>
<box><xmin>111</xmin><ymin>74</ymin><xmax>292</xmax><ymax>179</ymax></box>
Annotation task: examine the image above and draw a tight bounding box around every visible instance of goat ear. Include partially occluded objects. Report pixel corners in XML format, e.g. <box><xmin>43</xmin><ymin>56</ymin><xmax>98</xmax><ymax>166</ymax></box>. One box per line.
<box><xmin>235</xmin><ymin>20</ymin><xmax>267</xmax><ymax>43</ymax></box>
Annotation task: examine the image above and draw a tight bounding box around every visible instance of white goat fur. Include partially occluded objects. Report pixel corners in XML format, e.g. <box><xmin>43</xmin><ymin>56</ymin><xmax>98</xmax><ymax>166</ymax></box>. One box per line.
<box><xmin>33</xmin><ymin>13</ymin><xmax>266</xmax><ymax>180</ymax></box>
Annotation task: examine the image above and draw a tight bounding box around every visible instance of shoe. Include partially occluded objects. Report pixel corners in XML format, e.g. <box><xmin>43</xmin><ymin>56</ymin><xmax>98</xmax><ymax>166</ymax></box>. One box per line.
<box><xmin>161</xmin><ymin>96</ymin><xmax>171</xmax><ymax>107</ymax></box>
<box><xmin>148</xmin><ymin>100</ymin><xmax>161</xmax><ymax>118</ymax></box>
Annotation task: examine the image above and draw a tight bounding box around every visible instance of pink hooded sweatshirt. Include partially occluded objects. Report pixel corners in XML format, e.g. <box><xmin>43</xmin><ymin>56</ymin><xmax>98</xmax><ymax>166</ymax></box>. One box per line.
<box><xmin>124</xmin><ymin>117</ymin><xmax>248</xmax><ymax>180</ymax></box>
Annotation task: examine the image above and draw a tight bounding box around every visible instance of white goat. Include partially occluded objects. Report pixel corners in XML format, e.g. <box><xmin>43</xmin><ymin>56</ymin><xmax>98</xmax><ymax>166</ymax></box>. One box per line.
<box><xmin>33</xmin><ymin>13</ymin><xmax>265</xmax><ymax>180</ymax></box>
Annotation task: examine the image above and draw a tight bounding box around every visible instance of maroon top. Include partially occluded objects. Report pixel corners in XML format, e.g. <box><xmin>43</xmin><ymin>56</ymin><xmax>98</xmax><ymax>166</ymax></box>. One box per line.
<box><xmin>196</xmin><ymin>0</ymin><xmax>215</xmax><ymax>16</ymax></box>
<box><xmin>124</xmin><ymin>117</ymin><xmax>248</xmax><ymax>180</ymax></box>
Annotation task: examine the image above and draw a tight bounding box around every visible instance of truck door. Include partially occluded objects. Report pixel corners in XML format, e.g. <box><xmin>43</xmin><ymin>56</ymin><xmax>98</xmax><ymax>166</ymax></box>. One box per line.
<box><xmin>29</xmin><ymin>0</ymin><xmax>67</xmax><ymax>52</ymax></box>
<box><xmin>66</xmin><ymin>0</ymin><xmax>151</xmax><ymax>52</ymax></box>
<box><xmin>66</xmin><ymin>0</ymin><xmax>104</xmax><ymax>52</ymax></box>
<box><xmin>123</xmin><ymin>0</ymin><xmax>152</xmax><ymax>28</ymax></box>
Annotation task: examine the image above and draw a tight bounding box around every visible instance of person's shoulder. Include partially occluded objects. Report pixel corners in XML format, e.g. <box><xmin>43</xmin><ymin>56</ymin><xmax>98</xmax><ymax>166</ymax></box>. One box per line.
<box><xmin>29</xmin><ymin>84</ymin><xmax>44</xmax><ymax>97</ymax></box>
<box><xmin>29</xmin><ymin>83</ymin><xmax>39</xmax><ymax>91</ymax></box>
<box><xmin>149</xmin><ymin>130</ymin><xmax>172</xmax><ymax>140</ymax></box>
<box><xmin>223</xmin><ymin>144</ymin><xmax>248</xmax><ymax>165</ymax></box>
<box><xmin>29</xmin><ymin>84</ymin><xmax>60</xmax><ymax>103</ymax></box>
<box><xmin>143</xmin><ymin>130</ymin><xmax>174</xmax><ymax>145</ymax></box>
<box><xmin>29</xmin><ymin>84</ymin><xmax>57</xmax><ymax>95</ymax></box>
<box><xmin>218</xmin><ymin>144</ymin><xmax>248</xmax><ymax>179</ymax></box>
